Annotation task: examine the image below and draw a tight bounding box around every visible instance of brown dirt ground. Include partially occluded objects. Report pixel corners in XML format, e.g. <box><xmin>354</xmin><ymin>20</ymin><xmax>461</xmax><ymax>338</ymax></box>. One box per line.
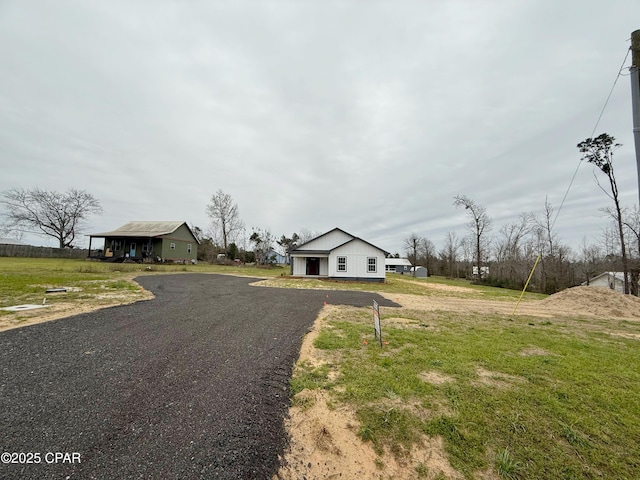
<box><xmin>275</xmin><ymin>286</ymin><xmax>640</xmax><ymax>480</ymax></box>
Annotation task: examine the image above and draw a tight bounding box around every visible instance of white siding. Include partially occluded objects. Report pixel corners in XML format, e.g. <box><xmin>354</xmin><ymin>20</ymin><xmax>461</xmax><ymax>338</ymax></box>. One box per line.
<box><xmin>292</xmin><ymin>257</ymin><xmax>306</xmax><ymax>276</ymax></box>
<box><xmin>291</xmin><ymin>229</ymin><xmax>386</xmax><ymax>281</ymax></box>
<box><xmin>320</xmin><ymin>258</ymin><xmax>329</xmax><ymax>276</ymax></box>
<box><xmin>589</xmin><ymin>273</ymin><xmax>624</xmax><ymax>293</ymax></box>
<box><xmin>329</xmin><ymin>240</ymin><xmax>385</xmax><ymax>280</ymax></box>
<box><xmin>297</xmin><ymin>229</ymin><xmax>353</xmax><ymax>251</ymax></box>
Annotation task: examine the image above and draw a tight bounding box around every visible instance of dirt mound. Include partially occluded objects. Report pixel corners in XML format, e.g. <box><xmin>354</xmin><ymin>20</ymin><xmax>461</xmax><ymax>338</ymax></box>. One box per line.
<box><xmin>542</xmin><ymin>286</ymin><xmax>640</xmax><ymax>320</ymax></box>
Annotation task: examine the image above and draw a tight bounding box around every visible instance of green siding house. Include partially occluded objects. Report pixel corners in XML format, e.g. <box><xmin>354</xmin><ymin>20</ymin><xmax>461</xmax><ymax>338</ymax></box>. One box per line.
<box><xmin>88</xmin><ymin>221</ymin><xmax>199</xmax><ymax>263</ymax></box>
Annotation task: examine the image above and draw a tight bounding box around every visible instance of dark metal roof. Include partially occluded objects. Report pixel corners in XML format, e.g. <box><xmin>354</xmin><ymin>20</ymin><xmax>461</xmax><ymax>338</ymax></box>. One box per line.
<box><xmin>89</xmin><ymin>221</ymin><xmax>199</xmax><ymax>243</ymax></box>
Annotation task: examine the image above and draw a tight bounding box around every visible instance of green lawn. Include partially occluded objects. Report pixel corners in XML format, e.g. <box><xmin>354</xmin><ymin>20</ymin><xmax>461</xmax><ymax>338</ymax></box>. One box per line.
<box><xmin>0</xmin><ymin>257</ymin><xmax>289</xmax><ymax>310</ymax></box>
<box><xmin>291</xmin><ymin>305</ymin><xmax>640</xmax><ymax>479</ymax></box>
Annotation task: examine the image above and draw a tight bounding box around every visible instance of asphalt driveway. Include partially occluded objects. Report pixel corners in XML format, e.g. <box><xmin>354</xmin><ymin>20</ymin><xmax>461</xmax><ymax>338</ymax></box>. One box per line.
<box><xmin>1</xmin><ymin>274</ymin><xmax>398</xmax><ymax>480</ymax></box>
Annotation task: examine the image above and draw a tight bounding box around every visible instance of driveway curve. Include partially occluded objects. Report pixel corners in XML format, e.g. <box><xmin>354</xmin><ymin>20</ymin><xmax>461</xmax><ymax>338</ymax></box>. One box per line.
<box><xmin>1</xmin><ymin>274</ymin><xmax>398</xmax><ymax>480</ymax></box>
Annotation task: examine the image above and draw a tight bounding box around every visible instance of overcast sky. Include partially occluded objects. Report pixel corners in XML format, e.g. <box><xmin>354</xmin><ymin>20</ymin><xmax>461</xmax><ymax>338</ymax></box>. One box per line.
<box><xmin>1</xmin><ymin>1</ymin><xmax>639</xmax><ymax>256</ymax></box>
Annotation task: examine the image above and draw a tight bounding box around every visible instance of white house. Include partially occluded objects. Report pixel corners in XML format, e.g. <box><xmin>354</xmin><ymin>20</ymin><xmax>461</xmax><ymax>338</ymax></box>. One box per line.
<box><xmin>290</xmin><ymin>228</ymin><xmax>388</xmax><ymax>282</ymax></box>
<box><xmin>582</xmin><ymin>272</ymin><xmax>632</xmax><ymax>293</ymax></box>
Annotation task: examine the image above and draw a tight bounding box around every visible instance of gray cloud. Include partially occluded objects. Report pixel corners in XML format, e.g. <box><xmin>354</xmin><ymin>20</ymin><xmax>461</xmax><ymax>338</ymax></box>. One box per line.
<box><xmin>1</xmin><ymin>0</ymin><xmax>639</xmax><ymax>255</ymax></box>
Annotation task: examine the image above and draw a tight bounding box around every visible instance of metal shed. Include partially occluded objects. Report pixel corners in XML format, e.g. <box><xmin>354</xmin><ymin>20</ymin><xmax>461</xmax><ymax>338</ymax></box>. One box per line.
<box><xmin>410</xmin><ymin>266</ymin><xmax>428</xmax><ymax>278</ymax></box>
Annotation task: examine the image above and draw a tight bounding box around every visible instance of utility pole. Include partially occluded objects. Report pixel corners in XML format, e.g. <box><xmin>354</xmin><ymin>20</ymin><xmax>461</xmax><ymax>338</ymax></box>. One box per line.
<box><xmin>631</xmin><ymin>30</ymin><xmax>640</xmax><ymax>208</ymax></box>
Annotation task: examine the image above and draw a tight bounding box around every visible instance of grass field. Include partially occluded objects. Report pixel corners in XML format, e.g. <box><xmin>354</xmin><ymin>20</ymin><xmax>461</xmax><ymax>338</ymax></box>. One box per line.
<box><xmin>290</xmin><ymin>301</ymin><xmax>640</xmax><ymax>479</ymax></box>
<box><xmin>265</xmin><ymin>273</ymin><xmax>547</xmax><ymax>301</ymax></box>
<box><xmin>0</xmin><ymin>257</ymin><xmax>291</xmax><ymax>309</ymax></box>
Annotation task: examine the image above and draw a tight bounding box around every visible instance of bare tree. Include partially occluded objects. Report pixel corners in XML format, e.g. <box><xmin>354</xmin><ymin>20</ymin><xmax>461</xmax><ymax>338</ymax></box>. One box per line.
<box><xmin>418</xmin><ymin>238</ymin><xmax>436</xmax><ymax>276</ymax></box>
<box><xmin>439</xmin><ymin>231</ymin><xmax>460</xmax><ymax>278</ymax></box>
<box><xmin>0</xmin><ymin>223</ymin><xmax>24</xmax><ymax>242</ymax></box>
<box><xmin>533</xmin><ymin>198</ymin><xmax>558</xmax><ymax>257</ymax></box>
<box><xmin>206</xmin><ymin>190</ymin><xmax>244</xmax><ymax>252</ymax></box>
<box><xmin>623</xmin><ymin>205</ymin><xmax>640</xmax><ymax>260</ymax></box>
<box><xmin>403</xmin><ymin>232</ymin><xmax>423</xmax><ymax>276</ymax></box>
<box><xmin>494</xmin><ymin>214</ymin><xmax>531</xmax><ymax>287</ymax></box>
<box><xmin>297</xmin><ymin>228</ymin><xmax>321</xmax><ymax>244</ymax></box>
<box><xmin>578</xmin><ymin>237</ymin><xmax>603</xmax><ymax>286</ymax></box>
<box><xmin>599</xmin><ymin>223</ymin><xmax>620</xmax><ymax>260</ymax></box>
<box><xmin>453</xmin><ymin>195</ymin><xmax>492</xmax><ymax>281</ymax></box>
<box><xmin>619</xmin><ymin>206</ymin><xmax>640</xmax><ymax>295</ymax></box>
<box><xmin>530</xmin><ymin>198</ymin><xmax>576</xmax><ymax>293</ymax></box>
<box><xmin>578</xmin><ymin>133</ymin><xmax>629</xmax><ymax>293</ymax></box>
<box><xmin>0</xmin><ymin>187</ymin><xmax>102</xmax><ymax>248</ymax></box>
<box><xmin>250</xmin><ymin>228</ymin><xmax>275</xmax><ymax>265</ymax></box>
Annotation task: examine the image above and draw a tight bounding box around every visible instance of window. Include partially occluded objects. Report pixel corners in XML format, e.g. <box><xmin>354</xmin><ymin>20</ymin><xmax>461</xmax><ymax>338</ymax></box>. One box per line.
<box><xmin>187</xmin><ymin>244</ymin><xmax>192</xmax><ymax>253</ymax></box>
<box><xmin>170</xmin><ymin>242</ymin><xmax>176</xmax><ymax>250</ymax></box>
<box><xmin>367</xmin><ymin>257</ymin><xmax>377</xmax><ymax>273</ymax></box>
<box><xmin>337</xmin><ymin>256</ymin><xmax>347</xmax><ymax>272</ymax></box>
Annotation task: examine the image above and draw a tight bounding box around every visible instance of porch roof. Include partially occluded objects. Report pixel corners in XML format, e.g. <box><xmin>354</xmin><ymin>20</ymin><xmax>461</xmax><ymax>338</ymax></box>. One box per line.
<box><xmin>290</xmin><ymin>250</ymin><xmax>330</xmax><ymax>256</ymax></box>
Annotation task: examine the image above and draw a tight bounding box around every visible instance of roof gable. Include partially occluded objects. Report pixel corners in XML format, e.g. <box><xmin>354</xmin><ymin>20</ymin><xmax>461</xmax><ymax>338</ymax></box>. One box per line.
<box><xmin>293</xmin><ymin>228</ymin><xmax>355</xmax><ymax>252</ymax></box>
<box><xmin>292</xmin><ymin>227</ymin><xmax>387</xmax><ymax>255</ymax></box>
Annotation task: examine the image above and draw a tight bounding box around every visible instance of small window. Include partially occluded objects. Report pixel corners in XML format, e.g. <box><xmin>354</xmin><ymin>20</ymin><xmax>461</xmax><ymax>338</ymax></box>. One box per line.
<box><xmin>367</xmin><ymin>257</ymin><xmax>377</xmax><ymax>273</ymax></box>
<box><xmin>170</xmin><ymin>242</ymin><xmax>176</xmax><ymax>250</ymax></box>
<box><xmin>337</xmin><ymin>256</ymin><xmax>347</xmax><ymax>272</ymax></box>
<box><xmin>187</xmin><ymin>244</ymin><xmax>192</xmax><ymax>253</ymax></box>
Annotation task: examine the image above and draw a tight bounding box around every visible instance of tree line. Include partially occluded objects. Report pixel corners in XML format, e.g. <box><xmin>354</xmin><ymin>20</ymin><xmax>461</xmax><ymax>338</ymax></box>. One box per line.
<box><xmin>0</xmin><ymin>186</ymin><xmax>315</xmax><ymax>267</ymax></box>
<box><xmin>402</xmin><ymin>133</ymin><xmax>639</xmax><ymax>295</ymax></box>
<box><xmin>196</xmin><ymin>189</ymin><xmax>319</xmax><ymax>265</ymax></box>
<box><xmin>2</xmin><ymin>132</ymin><xmax>637</xmax><ymax>290</ymax></box>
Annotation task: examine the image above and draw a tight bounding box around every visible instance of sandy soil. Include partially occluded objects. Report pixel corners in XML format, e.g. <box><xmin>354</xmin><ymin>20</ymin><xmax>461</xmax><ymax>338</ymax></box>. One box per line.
<box><xmin>275</xmin><ymin>286</ymin><xmax>640</xmax><ymax>480</ymax></box>
<box><xmin>0</xmin><ymin>279</ymin><xmax>154</xmax><ymax>332</ymax></box>
<box><xmin>275</xmin><ymin>305</ymin><xmax>466</xmax><ymax>480</ymax></box>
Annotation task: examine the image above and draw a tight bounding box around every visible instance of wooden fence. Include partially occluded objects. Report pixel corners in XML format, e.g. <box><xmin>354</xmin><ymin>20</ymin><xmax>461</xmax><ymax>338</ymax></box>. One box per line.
<box><xmin>0</xmin><ymin>244</ymin><xmax>89</xmax><ymax>259</ymax></box>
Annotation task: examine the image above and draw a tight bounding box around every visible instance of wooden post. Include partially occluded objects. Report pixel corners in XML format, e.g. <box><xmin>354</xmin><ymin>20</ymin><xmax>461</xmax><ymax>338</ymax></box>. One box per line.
<box><xmin>632</xmin><ymin>30</ymin><xmax>640</xmax><ymax>67</ymax></box>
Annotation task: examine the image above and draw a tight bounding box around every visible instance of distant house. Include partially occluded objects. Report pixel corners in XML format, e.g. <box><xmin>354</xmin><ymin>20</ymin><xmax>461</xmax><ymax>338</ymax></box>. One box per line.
<box><xmin>385</xmin><ymin>257</ymin><xmax>412</xmax><ymax>274</ymax></box>
<box><xmin>290</xmin><ymin>228</ymin><xmax>388</xmax><ymax>282</ymax></box>
<box><xmin>88</xmin><ymin>221</ymin><xmax>199</xmax><ymax>263</ymax></box>
<box><xmin>582</xmin><ymin>272</ymin><xmax>633</xmax><ymax>294</ymax></box>
<box><xmin>267</xmin><ymin>250</ymin><xmax>287</xmax><ymax>265</ymax></box>
<box><xmin>473</xmin><ymin>266</ymin><xmax>489</xmax><ymax>278</ymax></box>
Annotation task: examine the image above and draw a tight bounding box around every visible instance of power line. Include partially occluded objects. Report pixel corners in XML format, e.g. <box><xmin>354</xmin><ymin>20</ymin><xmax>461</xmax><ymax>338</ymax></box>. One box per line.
<box><xmin>551</xmin><ymin>46</ymin><xmax>632</xmax><ymax>232</ymax></box>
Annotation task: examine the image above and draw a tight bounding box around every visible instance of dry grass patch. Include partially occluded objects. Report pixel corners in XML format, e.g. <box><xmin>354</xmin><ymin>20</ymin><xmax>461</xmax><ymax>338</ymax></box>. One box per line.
<box><xmin>419</xmin><ymin>371</ymin><xmax>455</xmax><ymax>386</ymax></box>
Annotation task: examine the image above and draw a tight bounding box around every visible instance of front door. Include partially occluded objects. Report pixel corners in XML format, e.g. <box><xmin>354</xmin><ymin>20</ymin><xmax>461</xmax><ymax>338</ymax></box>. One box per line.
<box><xmin>129</xmin><ymin>242</ymin><xmax>137</xmax><ymax>257</ymax></box>
<box><xmin>306</xmin><ymin>258</ymin><xmax>320</xmax><ymax>275</ymax></box>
